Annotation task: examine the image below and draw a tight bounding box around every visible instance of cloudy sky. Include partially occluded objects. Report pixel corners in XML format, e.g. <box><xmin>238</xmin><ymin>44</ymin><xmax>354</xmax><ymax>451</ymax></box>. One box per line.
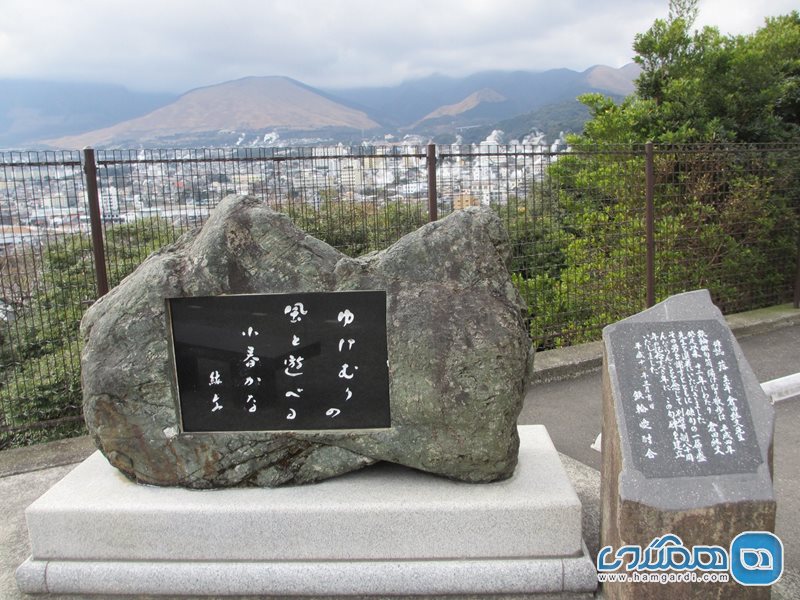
<box><xmin>0</xmin><ymin>0</ymin><xmax>796</xmax><ymax>93</ymax></box>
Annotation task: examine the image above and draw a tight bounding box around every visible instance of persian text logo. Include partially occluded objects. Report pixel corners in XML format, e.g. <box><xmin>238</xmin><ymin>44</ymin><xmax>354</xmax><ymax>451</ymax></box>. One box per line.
<box><xmin>730</xmin><ymin>531</ymin><xmax>783</xmax><ymax>586</ymax></box>
<box><xmin>597</xmin><ymin>532</ymin><xmax>783</xmax><ymax>586</ymax></box>
<box><xmin>597</xmin><ymin>534</ymin><xmax>728</xmax><ymax>574</ymax></box>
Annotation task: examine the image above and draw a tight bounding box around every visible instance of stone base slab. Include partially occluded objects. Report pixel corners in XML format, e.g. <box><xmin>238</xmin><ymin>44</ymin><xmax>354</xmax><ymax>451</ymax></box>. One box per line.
<box><xmin>17</xmin><ymin>425</ymin><xmax>597</xmax><ymax>596</ymax></box>
<box><xmin>17</xmin><ymin>554</ymin><xmax>597</xmax><ymax>597</ymax></box>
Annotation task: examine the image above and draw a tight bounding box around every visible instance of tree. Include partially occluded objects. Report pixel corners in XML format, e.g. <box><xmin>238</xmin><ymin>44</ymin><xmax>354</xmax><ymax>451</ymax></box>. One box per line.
<box><xmin>633</xmin><ymin>0</ymin><xmax>700</xmax><ymax>107</ymax></box>
<box><xmin>576</xmin><ymin>2</ymin><xmax>800</xmax><ymax>144</ymax></box>
<box><xmin>519</xmin><ymin>2</ymin><xmax>800</xmax><ymax>348</ymax></box>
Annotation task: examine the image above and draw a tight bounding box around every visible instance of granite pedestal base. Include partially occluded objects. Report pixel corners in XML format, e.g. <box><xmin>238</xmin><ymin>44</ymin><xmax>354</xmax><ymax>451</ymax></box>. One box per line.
<box><xmin>17</xmin><ymin>425</ymin><xmax>597</xmax><ymax>597</ymax></box>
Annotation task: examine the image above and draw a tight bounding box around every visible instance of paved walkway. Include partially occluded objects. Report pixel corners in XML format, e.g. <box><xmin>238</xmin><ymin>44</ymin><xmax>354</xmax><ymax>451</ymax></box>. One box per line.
<box><xmin>1</xmin><ymin>305</ymin><xmax>798</xmax><ymax>599</ymax></box>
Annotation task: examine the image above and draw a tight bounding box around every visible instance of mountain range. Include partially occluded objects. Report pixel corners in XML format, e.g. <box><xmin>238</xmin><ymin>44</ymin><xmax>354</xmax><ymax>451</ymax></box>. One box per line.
<box><xmin>0</xmin><ymin>64</ymin><xmax>640</xmax><ymax>149</ymax></box>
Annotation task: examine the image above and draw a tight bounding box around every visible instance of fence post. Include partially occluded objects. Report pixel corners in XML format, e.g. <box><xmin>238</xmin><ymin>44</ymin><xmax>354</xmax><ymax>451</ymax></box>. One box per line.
<box><xmin>83</xmin><ymin>147</ymin><xmax>109</xmax><ymax>298</ymax></box>
<box><xmin>645</xmin><ymin>141</ymin><xmax>656</xmax><ymax>308</ymax></box>
<box><xmin>426</xmin><ymin>143</ymin><xmax>438</xmax><ymax>222</ymax></box>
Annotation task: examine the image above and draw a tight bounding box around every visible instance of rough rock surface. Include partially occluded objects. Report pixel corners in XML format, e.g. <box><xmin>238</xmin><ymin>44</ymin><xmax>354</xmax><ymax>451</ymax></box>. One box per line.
<box><xmin>81</xmin><ymin>195</ymin><xmax>532</xmax><ymax>488</ymax></box>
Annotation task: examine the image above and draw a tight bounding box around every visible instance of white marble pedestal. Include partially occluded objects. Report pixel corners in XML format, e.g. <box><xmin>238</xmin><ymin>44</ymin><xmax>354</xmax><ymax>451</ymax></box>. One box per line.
<box><xmin>17</xmin><ymin>425</ymin><xmax>597</xmax><ymax>597</ymax></box>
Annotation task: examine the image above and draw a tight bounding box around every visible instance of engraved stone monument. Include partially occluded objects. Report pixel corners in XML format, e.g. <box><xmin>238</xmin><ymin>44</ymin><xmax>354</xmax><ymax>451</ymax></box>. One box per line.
<box><xmin>600</xmin><ymin>290</ymin><xmax>776</xmax><ymax>599</ymax></box>
<box><xmin>79</xmin><ymin>194</ymin><xmax>533</xmax><ymax>487</ymax></box>
<box><xmin>17</xmin><ymin>195</ymin><xmax>598</xmax><ymax>596</ymax></box>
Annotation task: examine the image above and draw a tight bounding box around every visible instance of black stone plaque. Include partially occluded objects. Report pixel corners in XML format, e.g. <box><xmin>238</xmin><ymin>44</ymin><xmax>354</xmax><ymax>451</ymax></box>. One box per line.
<box><xmin>168</xmin><ymin>291</ymin><xmax>390</xmax><ymax>432</ymax></box>
<box><xmin>609</xmin><ymin>319</ymin><xmax>762</xmax><ymax>478</ymax></box>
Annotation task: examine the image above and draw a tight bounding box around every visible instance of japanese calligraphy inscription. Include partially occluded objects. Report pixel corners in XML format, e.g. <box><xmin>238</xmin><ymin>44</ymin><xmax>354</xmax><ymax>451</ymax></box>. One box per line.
<box><xmin>610</xmin><ymin>319</ymin><xmax>761</xmax><ymax>479</ymax></box>
<box><xmin>168</xmin><ymin>291</ymin><xmax>390</xmax><ymax>432</ymax></box>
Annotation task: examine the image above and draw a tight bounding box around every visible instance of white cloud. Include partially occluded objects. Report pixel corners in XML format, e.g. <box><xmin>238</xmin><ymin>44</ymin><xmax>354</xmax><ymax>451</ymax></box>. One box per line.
<box><xmin>0</xmin><ymin>0</ymin><xmax>794</xmax><ymax>92</ymax></box>
<box><xmin>696</xmin><ymin>0</ymin><xmax>798</xmax><ymax>34</ymax></box>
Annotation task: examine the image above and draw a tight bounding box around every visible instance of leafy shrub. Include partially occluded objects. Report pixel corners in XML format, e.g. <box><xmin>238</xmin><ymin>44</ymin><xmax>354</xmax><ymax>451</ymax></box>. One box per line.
<box><xmin>515</xmin><ymin>145</ymin><xmax>799</xmax><ymax>350</ymax></box>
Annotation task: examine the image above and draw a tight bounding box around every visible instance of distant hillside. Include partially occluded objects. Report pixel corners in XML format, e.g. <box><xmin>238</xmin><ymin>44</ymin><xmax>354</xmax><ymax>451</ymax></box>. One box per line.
<box><xmin>415</xmin><ymin>88</ymin><xmax>507</xmax><ymax>125</ymax></box>
<box><xmin>402</xmin><ymin>65</ymin><xmax>639</xmax><ymax>143</ymax></box>
<box><xmin>584</xmin><ymin>63</ymin><xmax>639</xmax><ymax>96</ymax></box>
<box><xmin>0</xmin><ymin>80</ymin><xmax>175</xmax><ymax>149</ymax></box>
<box><xmin>46</xmin><ymin>77</ymin><xmax>382</xmax><ymax>149</ymax></box>
<box><xmin>13</xmin><ymin>64</ymin><xmax>641</xmax><ymax>149</ymax></box>
<box><xmin>326</xmin><ymin>64</ymin><xmax>640</xmax><ymax>128</ymax></box>
<box><xmin>457</xmin><ymin>99</ymin><xmax>595</xmax><ymax>145</ymax></box>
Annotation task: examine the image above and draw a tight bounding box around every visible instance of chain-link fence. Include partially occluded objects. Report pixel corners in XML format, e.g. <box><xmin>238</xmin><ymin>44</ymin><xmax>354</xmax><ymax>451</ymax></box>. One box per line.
<box><xmin>1</xmin><ymin>143</ymin><xmax>798</xmax><ymax>447</ymax></box>
<box><xmin>0</xmin><ymin>151</ymin><xmax>91</xmax><ymax>447</ymax></box>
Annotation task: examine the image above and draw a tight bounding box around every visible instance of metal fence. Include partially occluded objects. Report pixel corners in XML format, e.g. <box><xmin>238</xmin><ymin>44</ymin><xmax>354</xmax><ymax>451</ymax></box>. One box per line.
<box><xmin>1</xmin><ymin>143</ymin><xmax>798</xmax><ymax>447</ymax></box>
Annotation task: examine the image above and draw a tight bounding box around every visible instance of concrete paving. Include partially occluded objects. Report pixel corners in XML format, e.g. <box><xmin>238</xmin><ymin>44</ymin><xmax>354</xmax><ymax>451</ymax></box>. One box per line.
<box><xmin>1</xmin><ymin>304</ymin><xmax>798</xmax><ymax>599</ymax></box>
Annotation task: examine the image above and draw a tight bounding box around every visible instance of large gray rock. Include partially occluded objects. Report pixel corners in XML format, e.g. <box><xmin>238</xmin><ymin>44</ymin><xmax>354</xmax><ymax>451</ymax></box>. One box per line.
<box><xmin>80</xmin><ymin>195</ymin><xmax>532</xmax><ymax>488</ymax></box>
